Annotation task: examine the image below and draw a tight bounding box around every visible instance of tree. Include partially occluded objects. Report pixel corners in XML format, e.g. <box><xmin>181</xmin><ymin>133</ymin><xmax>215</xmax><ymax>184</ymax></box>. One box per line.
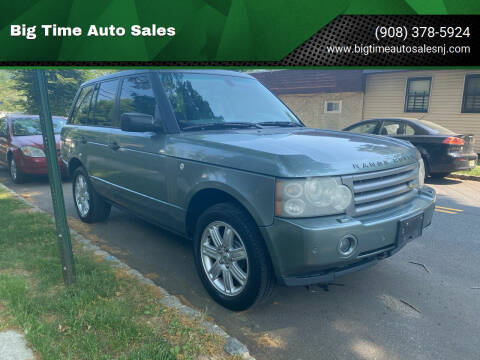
<box><xmin>1</xmin><ymin>69</ymin><xmax>118</xmax><ymax>116</ymax></box>
<box><xmin>0</xmin><ymin>71</ymin><xmax>25</xmax><ymax>113</ymax></box>
<box><xmin>161</xmin><ymin>73</ymin><xmax>220</xmax><ymax>126</ymax></box>
<box><xmin>81</xmin><ymin>69</ymin><xmax>117</xmax><ymax>81</ymax></box>
<box><xmin>11</xmin><ymin>70</ymin><xmax>88</xmax><ymax>116</ymax></box>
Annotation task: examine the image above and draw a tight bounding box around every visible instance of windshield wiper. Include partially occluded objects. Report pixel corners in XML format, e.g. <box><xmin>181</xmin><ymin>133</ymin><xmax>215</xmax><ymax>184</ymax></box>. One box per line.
<box><xmin>182</xmin><ymin>122</ymin><xmax>263</xmax><ymax>131</ymax></box>
<box><xmin>257</xmin><ymin>121</ymin><xmax>303</xmax><ymax>127</ymax></box>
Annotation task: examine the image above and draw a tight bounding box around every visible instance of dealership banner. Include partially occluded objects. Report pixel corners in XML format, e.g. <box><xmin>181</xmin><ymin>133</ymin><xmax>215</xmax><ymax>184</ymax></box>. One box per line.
<box><xmin>1</xmin><ymin>0</ymin><xmax>480</xmax><ymax>65</ymax></box>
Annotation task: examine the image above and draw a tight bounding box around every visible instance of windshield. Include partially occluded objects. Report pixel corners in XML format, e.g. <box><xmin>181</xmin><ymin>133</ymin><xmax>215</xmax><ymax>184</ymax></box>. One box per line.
<box><xmin>12</xmin><ymin>117</ymin><xmax>66</xmax><ymax>136</ymax></box>
<box><xmin>417</xmin><ymin>120</ymin><xmax>454</xmax><ymax>135</ymax></box>
<box><xmin>159</xmin><ymin>72</ymin><xmax>302</xmax><ymax>130</ymax></box>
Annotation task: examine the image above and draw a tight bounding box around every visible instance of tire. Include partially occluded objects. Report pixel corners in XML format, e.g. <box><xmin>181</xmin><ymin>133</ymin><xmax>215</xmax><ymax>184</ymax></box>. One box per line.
<box><xmin>9</xmin><ymin>156</ymin><xmax>26</xmax><ymax>184</ymax></box>
<box><xmin>61</xmin><ymin>171</ymin><xmax>71</xmax><ymax>182</ymax></box>
<box><xmin>193</xmin><ymin>203</ymin><xmax>275</xmax><ymax>311</ymax></box>
<box><xmin>430</xmin><ymin>172</ymin><xmax>450</xmax><ymax>179</ymax></box>
<box><xmin>72</xmin><ymin>167</ymin><xmax>111</xmax><ymax>223</ymax></box>
<box><xmin>421</xmin><ymin>156</ymin><xmax>430</xmax><ymax>179</ymax></box>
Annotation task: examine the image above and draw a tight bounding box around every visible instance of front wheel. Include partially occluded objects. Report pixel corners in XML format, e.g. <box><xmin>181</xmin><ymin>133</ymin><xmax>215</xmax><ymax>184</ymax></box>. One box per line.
<box><xmin>193</xmin><ymin>203</ymin><xmax>275</xmax><ymax>311</ymax></box>
<box><xmin>72</xmin><ymin>167</ymin><xmax>111</xmax><ymax>223</ymax></box>
<box><xmin>9</xmin><ymin>157</ymin><xmax>26</xmax><ymax>184</ymax></box>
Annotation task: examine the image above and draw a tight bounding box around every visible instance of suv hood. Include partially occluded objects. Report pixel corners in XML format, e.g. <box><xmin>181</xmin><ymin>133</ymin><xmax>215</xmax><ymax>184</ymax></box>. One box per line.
<box><xmin>169</xmin><ymin>128</ymin><xmax>419</xmax><ymax>178</ymax></box>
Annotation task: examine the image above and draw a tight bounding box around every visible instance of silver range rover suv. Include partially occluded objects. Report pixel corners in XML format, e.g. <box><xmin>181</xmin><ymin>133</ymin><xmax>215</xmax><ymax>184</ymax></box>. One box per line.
<box><xmin>61</xmin><ymin>70</ymin><xmax>436</xmax><ymax>310</ymax></box>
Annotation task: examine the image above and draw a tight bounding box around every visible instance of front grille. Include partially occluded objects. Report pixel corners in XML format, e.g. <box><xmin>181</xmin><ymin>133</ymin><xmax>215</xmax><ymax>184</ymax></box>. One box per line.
<box><xmin>343</xmin><ymin>163</ymin><xmax>418</xmax><ymax>217</ymax></box>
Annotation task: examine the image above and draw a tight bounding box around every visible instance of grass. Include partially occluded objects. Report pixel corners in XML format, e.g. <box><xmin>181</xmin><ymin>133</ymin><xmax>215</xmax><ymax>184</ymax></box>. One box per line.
<box><xmin>453</xmin><ymin>165</ymin><xmax>480</xmax><ymax>177</ymax></box>
<box><xmin>0</xmin><ymin>186</ymin><xmax>232</xmax><ymax>360</ymax></box>
<box><xmin>453</xmin><ymin>156</ymin><xmax>480</xmax><ymax>177</ymax></box>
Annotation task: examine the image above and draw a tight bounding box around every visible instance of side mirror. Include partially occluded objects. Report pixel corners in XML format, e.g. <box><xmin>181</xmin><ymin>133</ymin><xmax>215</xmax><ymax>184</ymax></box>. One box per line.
<box><xmin>120</xmin><ymin>113</ymin><xmax>162</xmax><ymax>132</ymax></box>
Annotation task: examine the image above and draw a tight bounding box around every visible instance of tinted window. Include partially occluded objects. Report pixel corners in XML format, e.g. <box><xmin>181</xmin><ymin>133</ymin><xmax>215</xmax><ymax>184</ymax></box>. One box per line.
<box><xmin>71</xmin><ymin>86</ymin><xmax>94</xmax><ymax>125</ymax></box>
<box><xmin>119</xmin><ymin>75</ymin><xmax>156</xmax><ymax>117</ymax></box>
<box><xmin>91</xmin><ymin>80</ymin><xmax>119</xmax><ymax>127</ymax></box>
<box><xmin>327</xmin><ymin>102</ymin><xmax>338</xmax><ymax>112</ymax></box>
<box><xmin>405</xmin><ymin>124</ymin><xmax>416</xmax><ymax>135</ymax></box>
<box><xmin>160</xmin><ymin>72</ymin><xmax>300</xmax><ymax>129</ymax></box>
<box><xmin>381</xmin><ymin>121</ymin><xmax>403</xmax><ymax>135</ymax></box>
<box><xmin>405</xmin><ymin>78</ymin><xmax>431</xmax><ymax>113</ymax></box>
<box><xmin>12</xmin><ymin>117</ymin><xmax>66</xmax><ymax>136</ymax></box>
<box><xmin>462</xmin><ymin>75</ymin><xmax>480</xmax><ymax>113</ymax></box>
<box><xmin>348</xmin><ymin>122</ymin><xmax>377</xmax><ymax>134</ymax></box>
<box><xmin>0</xmin><ymin>118</ymin><xmax>7</xmax><ymax>136</ymax></box>
<box><xmin>325</xmin><ymin>101</ymin><xmax>341</xmax><ymax>113</ymax></box>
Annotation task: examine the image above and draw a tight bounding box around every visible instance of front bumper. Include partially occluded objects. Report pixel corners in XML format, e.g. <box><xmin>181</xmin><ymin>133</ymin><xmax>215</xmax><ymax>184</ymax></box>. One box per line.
<box><xmin>16</xmin><ymin>153</ymin><xmax>66</xmax><ymax>175</ymax></box>
<box><xmin>259</xmin><ymin>186</ymin><xmax>436</xmax><ymax>286</ymax></box>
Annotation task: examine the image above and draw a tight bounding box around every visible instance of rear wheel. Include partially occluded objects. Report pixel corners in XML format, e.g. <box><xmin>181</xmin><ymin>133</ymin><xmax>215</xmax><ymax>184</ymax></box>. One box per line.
<box><xmin>9</xmin><ymin>156</ymin><xmax>26</xmax><ymax>184</ymax></box>
<box><xmin>421</xmin><ymin>156</ymin><xmax>430</xmax><ymax>179</ymax></box>
<box><xmin>431</xmin><ymin>172</ymin><xmax>450</xmax><ymax>179</ymax></box>
<box><xmin>193</xmin><ymin>203</ymin><xmax>275</xmax><ymax>311</ymax></box>
<box><xmin>72</xmin><ymin>167</ymin><xmax>111</xmax><ymax>223</ymax></box>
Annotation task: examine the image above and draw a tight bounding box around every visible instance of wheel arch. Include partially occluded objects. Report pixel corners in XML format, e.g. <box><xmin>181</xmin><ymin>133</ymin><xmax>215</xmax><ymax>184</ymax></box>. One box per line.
<box><xmin>68</xmin><ymin>157</ymin><xmax>84</xmax><ymax>177</ymax></box>
<box><xmin>185</xmin><ymin>185</ymin><xmax>262</xmax><ymax>238</ymax></box>
<box><xmin>186</xmin><ymin>185</ymin><xmax>278</xmax><ymax>293</ymax></box>
<box><xmin>416</xmin><ymin>146</ymin><xmax>432</xmax><ymax>174</ymax></box>
<box><xmin>7</xmin><ymin>149</ymin><xmax>19</xmax><ymax>165</ymax></box>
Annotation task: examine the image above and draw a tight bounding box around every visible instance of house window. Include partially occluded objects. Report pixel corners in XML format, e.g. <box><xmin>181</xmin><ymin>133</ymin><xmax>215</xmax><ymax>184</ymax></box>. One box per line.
<box><xmin>462</xmin><ymin>74</ymin><xmax>480</xmax><ymax>113</ymax></box>
<box><xmin>405</xmin><ymin>77</ymin><xmax>431</xmax><ymax>113</ymax></box>
<box><xmin>324</xmin><ymin>100</ymin><xmax>342</xmax><ymax>113</ymax></box>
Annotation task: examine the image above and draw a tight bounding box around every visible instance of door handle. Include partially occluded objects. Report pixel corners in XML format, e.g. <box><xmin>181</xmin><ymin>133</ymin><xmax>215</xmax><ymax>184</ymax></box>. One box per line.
<box><xmin>109</xmin><ymin>141</ymin><xmax>120</xmax><ymax>151</ymax></box>
<box><xmin>80</xmin><ymin>136</ymin><xmax>87</xmax><ymax>144</ymax></box>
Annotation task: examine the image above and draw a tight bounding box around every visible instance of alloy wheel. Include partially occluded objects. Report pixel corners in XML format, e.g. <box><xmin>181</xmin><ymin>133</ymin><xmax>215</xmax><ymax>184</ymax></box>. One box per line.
<box><xmin>200</xmin><ymin>221</ymin><xmax>249</xmax><ymax>296</ymax></box>
<box><xmin>10</xmin><ymin>159</ymin><xmax>17</xmax><ymax>181</ymax></box>
<box><xmin>74</xmin><ymin>174</ymin><xmax>90</xmax><ymax>217</ymax></box>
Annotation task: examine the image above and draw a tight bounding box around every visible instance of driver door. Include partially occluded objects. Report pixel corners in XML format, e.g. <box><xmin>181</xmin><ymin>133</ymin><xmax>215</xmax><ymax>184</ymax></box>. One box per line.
<box><xmin>108</xmin><ymin>73</ymin><xmax>172</xmax><ymax>227</ymax></box>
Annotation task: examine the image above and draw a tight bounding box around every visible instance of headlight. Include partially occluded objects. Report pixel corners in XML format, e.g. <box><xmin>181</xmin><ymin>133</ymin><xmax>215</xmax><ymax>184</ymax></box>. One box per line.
<box><xmin>20</xmin><ymin>146</ymin><xmax>45</xmax><ymax>158</ymax></box>
<box><xmin>276</xmin><ymin>177</ymin><xmax>353</xmax><ymax>218</ymax></box>
<box><xmin>418</xmin><ymin>158</ymin><xmax>425</xmax><ymax>188</ymax></box>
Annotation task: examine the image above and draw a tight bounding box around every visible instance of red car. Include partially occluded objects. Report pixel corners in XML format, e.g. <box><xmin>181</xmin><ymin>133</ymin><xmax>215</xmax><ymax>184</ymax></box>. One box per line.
<box><xmin>0</xmin><ymin>114</ymin><xmax>67</xmax><ymax>183</ymax></box>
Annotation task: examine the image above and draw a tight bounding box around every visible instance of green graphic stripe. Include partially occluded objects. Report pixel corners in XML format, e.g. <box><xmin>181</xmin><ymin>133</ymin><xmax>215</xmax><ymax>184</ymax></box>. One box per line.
<box><xmin>0</xmin><ymin>0</ymin><xmax>479</xmax><ymax>62</ymax></box>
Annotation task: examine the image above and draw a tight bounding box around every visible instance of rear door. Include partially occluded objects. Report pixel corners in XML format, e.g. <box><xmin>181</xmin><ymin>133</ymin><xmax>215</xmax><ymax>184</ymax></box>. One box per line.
<box><xmin>65</xmin><ymin>84</ymin><xmax>95</xmax><ymax>163</ymax></box>
<box><xmin>86</xmin><ymin>78</ymin><xmax>120</xmax><ymax>194</ymax></box>
<box><xmin>378</xmin><ymin>119</ymin><xmax>404</xmax><ymax>136</ymax></box>
<box><xmin>393</xmin><ymin>121</ymin><xmax>431</xmax><ymax>147</ymax></box>
<box><xmin>64</xmin><ymin>82</ymin><xmax>119</xmax><ymax>199</ymax></box>
<box><xmin>389</xmin><ymin>121</ymin><xmax>439</xmax><ymax>167</ymax></box>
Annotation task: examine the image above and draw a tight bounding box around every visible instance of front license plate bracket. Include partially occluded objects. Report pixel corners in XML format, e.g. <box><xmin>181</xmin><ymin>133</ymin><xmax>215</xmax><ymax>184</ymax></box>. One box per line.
<box><xmin>397</xmin><ymin>213</ymin><xmax>424</xmax><ymax>246</ymax></box>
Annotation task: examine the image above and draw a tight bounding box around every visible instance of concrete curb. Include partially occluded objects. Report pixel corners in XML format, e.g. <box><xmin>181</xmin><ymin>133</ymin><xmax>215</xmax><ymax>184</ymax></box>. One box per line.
<box><xmin>0</xmin><ymin>183</ymin><xmax>255</xmax><ymax>360</ymax></box>
<box><xmin>448</xmin><ymin>173</ymin><xmax>480</xmax><ymax>182</ymax></box>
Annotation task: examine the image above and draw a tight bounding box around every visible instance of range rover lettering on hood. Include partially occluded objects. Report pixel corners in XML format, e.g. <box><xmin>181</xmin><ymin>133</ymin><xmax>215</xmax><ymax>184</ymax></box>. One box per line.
<box><xmin>353</xmin><ymin>153</ymin><xmax>417</xmax><ymax>169</ymax></box>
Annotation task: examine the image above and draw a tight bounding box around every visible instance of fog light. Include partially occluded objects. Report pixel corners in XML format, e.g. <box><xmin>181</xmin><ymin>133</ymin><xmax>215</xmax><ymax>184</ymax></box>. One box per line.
<box><xmin>338</xmin><ymin>235</ymin><xmax>357</xmax><ymax>257</ymax></box>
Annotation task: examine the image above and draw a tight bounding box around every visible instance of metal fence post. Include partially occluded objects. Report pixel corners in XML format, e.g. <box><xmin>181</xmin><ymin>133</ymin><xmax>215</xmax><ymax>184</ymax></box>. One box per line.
<box><xmin>34</xmin><ymin>69</ymin><xmax>76</xmax><ymax>286</ymax></box>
